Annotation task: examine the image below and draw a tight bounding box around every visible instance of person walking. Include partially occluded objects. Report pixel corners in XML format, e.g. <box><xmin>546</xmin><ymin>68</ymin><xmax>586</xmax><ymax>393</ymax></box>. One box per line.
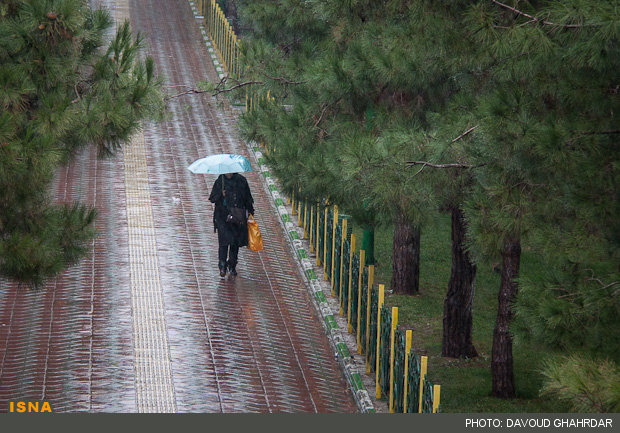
<box><xmin>208</xmin><ymin>172</ymin><xmax>255</xmax><ymax>277</ymax></box>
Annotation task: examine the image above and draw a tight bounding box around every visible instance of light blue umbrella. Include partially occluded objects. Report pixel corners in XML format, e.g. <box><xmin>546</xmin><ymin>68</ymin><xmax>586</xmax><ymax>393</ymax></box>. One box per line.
<box><xmin>187</xmin><ymin>154</ymin><xmax>252</xmax><ymax>174</ymax></box>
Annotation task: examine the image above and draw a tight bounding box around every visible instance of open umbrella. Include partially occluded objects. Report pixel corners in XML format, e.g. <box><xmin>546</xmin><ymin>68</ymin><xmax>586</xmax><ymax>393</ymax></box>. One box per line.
<box><xmin>187</xmin><ymin>154</ymin><xmax>252</xmax><ymax>174</ymax></box>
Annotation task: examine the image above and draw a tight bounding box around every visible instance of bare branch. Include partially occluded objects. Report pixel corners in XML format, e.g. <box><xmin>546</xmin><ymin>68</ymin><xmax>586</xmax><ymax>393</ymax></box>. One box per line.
<box><xmin>406</xmin><ymin>161</ymin><xmax>486</xmax><ymax>169</ymax></box>
<box><xmin>451</xmin><ymin>125</ymin><xmax>479</xmax><ymax>143</ymax></box>
<box><xmin>492</xmin><ymin>0</ymin><xmax>587</xmax><ymax>29</ymax></box>
<box><xmin>413</xmin><ymin>163</ymin><xmax>428</xmax><ymax>177</ymax></box>
<box><xmin>313</xmin><ymin>104</ymin><xmax>329</xmax><ymax>128</ymax></box>
<box><xmin>312</xmin><ymin>98</ymin><xmax>342</xmax><ymax>129</ymax></box>
<box><xmin>492</xmin><ymin>0</ymin><xmax>537</xmax><ymax>21</ymax></box>
<box><xmin>166</xmin><ymin>80</ymin><xmax>263</xmax><ymax>100</ymax></box>
<box><xmin>212</xmin><ymin>80</ymin><xmax>263</xmax><ymax>96</ymax></box>
<box><xmin>71</xmin><ymin>84</ymin><xmax>81</xmax><ymax>103</ymax></box>
<box><xmin>167</xmin><ymin>88</ymin><xmax>209</xmax><ymax>99</ymax></box>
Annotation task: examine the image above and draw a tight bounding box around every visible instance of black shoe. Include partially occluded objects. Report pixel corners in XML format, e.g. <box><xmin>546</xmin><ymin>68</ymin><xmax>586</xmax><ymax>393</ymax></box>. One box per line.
<box><xmin>228</xmin><ymin>261</ymin><xmax>237</xmax><ymax>276</ymax></box>
<box><xmin>218</xmin><ymin>260</ymin><xmax>227</xmax><ymax>278</ymax></box>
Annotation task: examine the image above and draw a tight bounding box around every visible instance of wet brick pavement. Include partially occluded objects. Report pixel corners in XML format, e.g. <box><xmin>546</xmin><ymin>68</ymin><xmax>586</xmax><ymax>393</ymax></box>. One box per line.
<box><xmin>0</xmin><ymin>0</ymin><xmax>358</xmax><ymax>413</ymax></box>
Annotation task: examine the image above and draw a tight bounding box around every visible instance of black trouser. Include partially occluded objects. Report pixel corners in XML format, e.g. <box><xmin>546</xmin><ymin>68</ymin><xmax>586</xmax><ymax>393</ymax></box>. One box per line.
<box><xmin>218</xmin><ymin>244</ymin><xmax>239</xmax><ymax>270</ymax></box>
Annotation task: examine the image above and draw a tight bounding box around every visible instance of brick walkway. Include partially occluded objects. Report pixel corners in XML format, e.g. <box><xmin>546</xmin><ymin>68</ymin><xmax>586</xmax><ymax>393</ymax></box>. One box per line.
<box><xmin>0</xmin><ymin>0</ymin><xmax>357</xmax><ymax>413</ymax></box>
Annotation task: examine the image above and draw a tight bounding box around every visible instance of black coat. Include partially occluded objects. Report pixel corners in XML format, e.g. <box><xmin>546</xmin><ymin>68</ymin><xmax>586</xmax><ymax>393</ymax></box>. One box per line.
<box><xmin>208</xmin><ymin>173</ymin><xmax>255</xmax><ymax>247</ymax></box>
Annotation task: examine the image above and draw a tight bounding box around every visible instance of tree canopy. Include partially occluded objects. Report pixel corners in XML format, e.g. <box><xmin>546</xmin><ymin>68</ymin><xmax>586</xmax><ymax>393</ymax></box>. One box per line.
<box><xmin>0</xmin><ymin>0</ymin><xmax>164</xmax><ymax>287</ymax></box>
<box><xmin>233</xmin><ymin>0</ymin><xmax>618</xmax><ymax>404</ymax></box>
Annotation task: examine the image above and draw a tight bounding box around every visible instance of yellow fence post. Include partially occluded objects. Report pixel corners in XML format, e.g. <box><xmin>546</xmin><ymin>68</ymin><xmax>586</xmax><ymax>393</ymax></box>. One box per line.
<box><xmin>221</xmin><ymin>9</ymin><xmax>225</xmax><ymax>67</ymax></box>
<box><xmin>303</xmin><ymin>199</ymin><xmax>308</xmax><ymax>237</ymax></box>
<box><xmin>291</xmin><ymin>191</ymin><xmax>295</xmax><ymax>215</ymax></box>
<box><xmin>222</xmin><ymin>12</ymin><xmax>226</xmax><ymax>70</ymax></box>
<box><xmin>389</xmin><ymin>307</ymin><xmax>398</xmax><ymax>413</ymax></box>
<box><xmin>219</xmin><ymin>9</ymin><xmax>224</xmax><ymax>65</ymax></box>
<box><xmin>227</xmin><ymin>23</ymin><xmax>231</xmax><ymax>71</ymax></box>
<box><xmin>419</xmin><ymin>356</ymin><xmax>428</xmax><ymax>413</ymax></box>
<box><xmin>403</xmin><ymin>330</ymin><xmax>412</xmax><ymax>412</ymax></box>
<box><xmin>433</xmin><ymin>385</ymin><xmax>441</xmax><ymax>413</ymax></box>
<box><xmin>219</xmin><ymin>8</ymin><xmax>222</xmax><ymax>53</ymax></box>
<box><xmin>347</xmin><ymin>234</ymin><xmax>355</xmax><ymax>332</ymax></box>
<box><xmin>357</xmin><ymin>249</ymin><xmax>365</xmax><ymax>354</ymax></box>
<box><xmin>223</xmin><ymin>18</ymin><xmax>227</xmax><ymax>70</ymax></box>
<box><xmin>330</xmin><ymin>206</ymin><xmax>338</xmax><ymax>294</ymax></box>
<box><xmin>339</xmin><ymin>218</ymin><xmax>347</xmax><ymax>316</ymax></box>
<box><xmin>297</xmin><ymin>194</ymin><xmax>302</xmax><ymax>227</ymax></box>
<box><xmin>309</xmin><ymin>203</ymin><xmax>314</xmax><ymax>253</ymax></box>
<box><xmin>323</xmin><ymin>207</ymin><xmax>329</xmax><ymax>278</ymax></box>
<box><xmin>210</xmin><ymin>2</ymin><xmax>214</xmax><ymax>44</ymax></box>
<box><xmin>209</xmin><ymin>2</ymin><xmax>213</xmax><ymax>39</ymax></box>
<box><xmin>216</xmin><ymin>7</ymin><xmax>220</xmax><ymax>58</ymax></box>
<box><xmin>375</xmin><ymin>284</ymin><xmax>385</xmax><ymax>399</ymax></box>
<box><xmin>365</xmin><ymin>264</ymin><xmax>374</xmax><ymax>373</ymax></box>
<box><xmin>316</xmin><ymin>203</ymin><xmax>321</xmax><ymax>265</ymax></box>
<box><xmin>236</xmin><ymin>36</ymin><xmax>240</xmax><ymax>79</ymax></box>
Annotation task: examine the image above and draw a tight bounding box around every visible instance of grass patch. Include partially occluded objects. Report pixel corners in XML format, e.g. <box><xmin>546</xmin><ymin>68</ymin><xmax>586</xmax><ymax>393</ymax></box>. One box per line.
<box><xmin>351</xmin><ymin>214</ymin><xmax>571</xmax><ymax>413</ymax></box>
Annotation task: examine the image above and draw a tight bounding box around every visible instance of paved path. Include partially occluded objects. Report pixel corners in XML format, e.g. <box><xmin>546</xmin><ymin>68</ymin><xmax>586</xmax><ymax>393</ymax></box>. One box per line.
<box><xmin>0</xmin><ymin>0</ymin><xmax>357</xmax><ymax>413</ymax></box>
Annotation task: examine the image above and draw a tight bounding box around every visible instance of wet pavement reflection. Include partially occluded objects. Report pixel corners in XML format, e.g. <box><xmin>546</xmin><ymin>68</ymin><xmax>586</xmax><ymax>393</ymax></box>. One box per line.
<box><xmin>0</xmin><ymin>0</ymin><xmax>357</xmax><ymax>413</ymax></box>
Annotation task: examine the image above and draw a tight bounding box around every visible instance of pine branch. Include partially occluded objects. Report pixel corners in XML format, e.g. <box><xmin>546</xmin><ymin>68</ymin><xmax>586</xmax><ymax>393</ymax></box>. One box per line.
<box><xmin>492</xmin><ymin>0</ymin><xmax>589</xmax><ymax>29</ymax></box>
<box><xmin>582</xmin><ymin>130</ymin><xmax>620</xmax><ymax>136</ymax></box>
<box><xmin>565</xmin><ymin>130</ymin><xmax>620</xmax><ymax>147</ymax></box>
<box><xmin>263</xmin><ymin>72</ymin><xmax>307</xmax><ymax>86</ymax></box>
<box><xmin>278</xmin><ymin>37</ymin><xmax>302</xmax><ymax>54</ymax></box>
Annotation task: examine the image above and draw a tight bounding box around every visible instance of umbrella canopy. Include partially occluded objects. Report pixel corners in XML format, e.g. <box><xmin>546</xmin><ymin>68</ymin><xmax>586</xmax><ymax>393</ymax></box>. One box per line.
<box><xmin>187</xmin><ymin>154</ymin><xmax>252</xmax><ymax>174</ymax></box>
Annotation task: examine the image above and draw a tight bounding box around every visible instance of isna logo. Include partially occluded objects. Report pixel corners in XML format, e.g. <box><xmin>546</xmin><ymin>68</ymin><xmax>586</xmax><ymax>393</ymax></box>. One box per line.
<box><xmin>8</xmin><ymin>399</ymin><xmax>53</xmax><ymax>413</ymax></box>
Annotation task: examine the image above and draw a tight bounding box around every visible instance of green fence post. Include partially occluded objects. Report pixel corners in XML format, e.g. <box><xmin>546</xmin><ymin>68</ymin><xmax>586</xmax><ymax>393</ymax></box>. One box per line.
<box><xmin>362</xmin><ymin>227</ymin><xmax>375</xmax><ymax>265</ymax></box>
<box><xmin>357</xmin><ymin>250</ymin><xmax>365</xmax><ymax>353</ymax></box>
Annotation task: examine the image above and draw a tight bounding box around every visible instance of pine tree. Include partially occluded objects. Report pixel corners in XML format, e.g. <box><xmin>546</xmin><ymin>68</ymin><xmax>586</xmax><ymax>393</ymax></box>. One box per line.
<box><xmin>464</xmin><ymin>0</ymin><xmax>619</xmax><ymax>398</ymax></box>
<box><xmin>238</xmin><ymin>0</ymin><xmax>444</xmax><ymax>295</ymax></box>
<box><xmin>0</xmin><ymin>0</ymin><xmax>164</xmax><ymax>288</ymax></box>
<box><xmin>236</xmin><ymin>0</ymin><xmax>618</xmax><ymax>402</ymax></box>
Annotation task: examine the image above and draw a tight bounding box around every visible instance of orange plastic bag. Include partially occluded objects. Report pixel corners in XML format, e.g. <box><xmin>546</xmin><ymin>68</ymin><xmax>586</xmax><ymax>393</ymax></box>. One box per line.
<box><xmin>247</xmin><ymin>215</ymin><xmax>263</xmax><ymax>252</ymax></box>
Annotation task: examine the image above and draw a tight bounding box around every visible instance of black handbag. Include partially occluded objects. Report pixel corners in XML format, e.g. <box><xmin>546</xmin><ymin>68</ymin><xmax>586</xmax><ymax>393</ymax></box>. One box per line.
<box><xmin>226</xmin><ymin>206</ymin><xmax>246</xmax><ymax>225</ymax></box>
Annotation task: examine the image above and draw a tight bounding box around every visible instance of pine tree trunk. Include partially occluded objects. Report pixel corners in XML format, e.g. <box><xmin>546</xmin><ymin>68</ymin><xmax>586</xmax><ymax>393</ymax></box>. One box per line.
<box><xmin>391</xmin><ymin>213</ymin><xmax>420</xmax><ymax>295</ymax></box>
<box><xmin>225</xmin><ymin>0</ymin><xmax>239</xmax><ymax>34</ymax></box>
<box><xmin>442</xmin><ymin>206</ymin><xmax>478</xmax><ymax>358</ymax></box>
<box><xmin>491</xmin><ymin>237</ymin><xmax>521</xmax><ymax>398</ymax></box>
